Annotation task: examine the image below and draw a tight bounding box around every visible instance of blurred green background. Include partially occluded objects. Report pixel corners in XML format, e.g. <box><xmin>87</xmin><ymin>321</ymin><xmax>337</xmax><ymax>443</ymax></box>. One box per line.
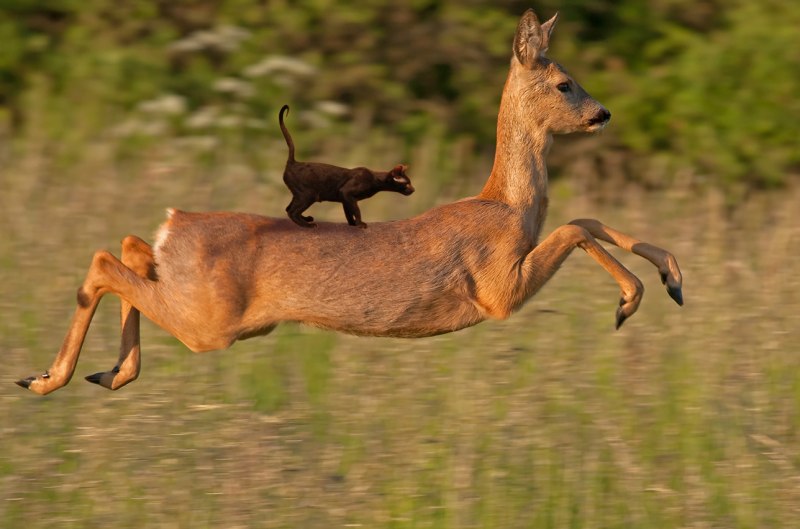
<box><xmin>1</xmin><ymin>1</ymin><xmax>799</xmax><ymax>527</ymax></box>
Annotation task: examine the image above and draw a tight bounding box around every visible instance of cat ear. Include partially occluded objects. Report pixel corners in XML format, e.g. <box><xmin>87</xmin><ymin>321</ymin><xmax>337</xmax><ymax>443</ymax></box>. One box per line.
<box><xmin>392</xmin><ymin>164</ymin><xmax>408</xmax><ymax>175</ymax></box>
<box><xmin>391</xmin><ymin>170</ymin><xmax>405</xmax><ymax>182</ymax></box>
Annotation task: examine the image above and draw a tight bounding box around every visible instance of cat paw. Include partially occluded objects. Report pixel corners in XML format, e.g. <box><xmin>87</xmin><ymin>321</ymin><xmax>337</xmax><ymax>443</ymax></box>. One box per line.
<box><xmin>289</xmin><ymin>216</ymin><xmax>316</xmax><ymax>228</ymax></box>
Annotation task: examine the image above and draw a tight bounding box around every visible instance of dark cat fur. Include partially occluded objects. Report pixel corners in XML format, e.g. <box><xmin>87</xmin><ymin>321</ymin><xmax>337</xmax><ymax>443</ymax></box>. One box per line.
<box><xmin>279</xmin><ymin>105</ymin><xmax>414</xmax><ymax>228</ymax></box>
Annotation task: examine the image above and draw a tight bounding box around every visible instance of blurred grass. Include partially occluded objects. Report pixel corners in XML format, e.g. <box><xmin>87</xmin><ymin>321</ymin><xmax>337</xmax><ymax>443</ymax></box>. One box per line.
<box><xmin>1</xmin><ymin>127</ymin><xmax>800</xmax><ymax>528</ymax></box>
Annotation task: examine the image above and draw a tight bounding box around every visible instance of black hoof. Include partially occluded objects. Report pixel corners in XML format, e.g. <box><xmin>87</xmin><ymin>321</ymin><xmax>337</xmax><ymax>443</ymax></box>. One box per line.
<box><xmin>85</xmin><ymin>372</ymin><xmax>103</xmax><ymax>385</ymax></box>
<box><xmin>15</xmin><ymin>377</ymin><xmax>34</xmax><ymax>389</ymax></box>
<box><xmin>667</xmin><ymin>285</ymin><xmax>684</xmax><ymax>306</ymax></box>
<box><xmin>615</xmin><ymin>307</ymin><xmax>628</xmax><ymax>330</ymax></box>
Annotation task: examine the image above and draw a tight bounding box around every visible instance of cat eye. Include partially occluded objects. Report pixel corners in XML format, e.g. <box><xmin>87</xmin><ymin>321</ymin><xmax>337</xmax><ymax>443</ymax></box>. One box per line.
<box><xmin>556</xmin><ymin>82</ymin><xmax>571</xmax><ymax>93</ymax></box>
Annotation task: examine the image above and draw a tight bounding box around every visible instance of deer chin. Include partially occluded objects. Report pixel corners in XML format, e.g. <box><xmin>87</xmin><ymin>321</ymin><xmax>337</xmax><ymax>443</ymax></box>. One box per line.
<box><xmin>583</xmin><ymin>120</ymin><xmax>609</xmax><ymax>133</ymax></box>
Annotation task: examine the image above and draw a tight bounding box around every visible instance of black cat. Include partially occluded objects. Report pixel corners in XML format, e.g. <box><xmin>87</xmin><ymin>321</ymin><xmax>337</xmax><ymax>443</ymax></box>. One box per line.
<box><xmin>279</xmin><ymin>105</ymin><xmax>414</xmax><ymax>228</ymax></box>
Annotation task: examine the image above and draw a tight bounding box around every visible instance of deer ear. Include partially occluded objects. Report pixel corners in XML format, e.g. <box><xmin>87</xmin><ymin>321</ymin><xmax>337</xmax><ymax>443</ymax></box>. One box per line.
<box><xmin>514</xmin><ymin>9</ymin><xmax>557</xmax><ymax>67</ymax></box>
<box><xmin>539</xmin><ymin>12</ymin><xmax>559</xmax><ymax>53</ymax></box>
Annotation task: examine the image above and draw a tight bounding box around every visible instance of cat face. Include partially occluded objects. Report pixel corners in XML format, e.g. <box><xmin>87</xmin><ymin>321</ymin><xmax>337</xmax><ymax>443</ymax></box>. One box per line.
<box><xmin>387</xmin><ymin>165</ymin><xmax>415</xmax><ymax>196</ymax></box>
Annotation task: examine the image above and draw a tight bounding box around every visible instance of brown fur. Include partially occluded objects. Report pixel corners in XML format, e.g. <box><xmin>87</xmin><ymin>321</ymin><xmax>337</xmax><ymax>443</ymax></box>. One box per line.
<box><xmin>17</xmin><ymin>9</ymin><xmax>682</xmax><ymax>395</ymax></box>
<box><xmin>279</xmin><ymin>105</ymin><xmax>414</xmax><ymax>228</ymax></box>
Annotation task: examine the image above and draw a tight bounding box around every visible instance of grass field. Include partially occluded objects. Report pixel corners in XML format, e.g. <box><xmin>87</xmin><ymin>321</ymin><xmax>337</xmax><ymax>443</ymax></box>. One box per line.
<box><xmin>1</xmin><ymin>133</ymin><xmax>799</xmax><ymax>528</ymax></box>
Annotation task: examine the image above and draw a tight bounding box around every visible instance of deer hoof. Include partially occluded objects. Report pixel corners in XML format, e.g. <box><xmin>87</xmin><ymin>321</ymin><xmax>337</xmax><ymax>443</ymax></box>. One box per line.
<box><xmin>14</xmin><ymin>372</ymin><xmax>54</xmax><ymax>395</ymax></box>
<box><xmin>615</xmin><ymin>288</ymin><xmax>641</xmax><ymax>329</ymax></box>
<box><xmin>84</xmin><ymin>370</ymin><xmax>121</xmax><ymax>390</ymax></box>
<box><xmin>615</xmin><ymin>307</ymin><xmax>629</xmax><ymax>330</ymax></box>
<box><xmin>15</xmin><ymin>377</ymin><xmax>34</xmax><ymax>389</ymax></box>
<box><xmin>660</xmin><ymin>272</ymin><xmax>683</xmax><ymax>306</ymax></box>
<box><xmin>667</xmin><ymin>284</ymin><xmax>683</xmax><ymax>306</ymax></box>
<box><xmin>85</xmin><ymin>372</ymin><xmax>103</xmax><ymax>385</ymax></box>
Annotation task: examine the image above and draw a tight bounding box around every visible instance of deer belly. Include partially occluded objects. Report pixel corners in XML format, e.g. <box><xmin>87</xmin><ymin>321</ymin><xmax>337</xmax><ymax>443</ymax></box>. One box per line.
<box><xmin>287</xmin><ymin>290</ymin><xmax>487</xmax><ymax>338</ymax></box>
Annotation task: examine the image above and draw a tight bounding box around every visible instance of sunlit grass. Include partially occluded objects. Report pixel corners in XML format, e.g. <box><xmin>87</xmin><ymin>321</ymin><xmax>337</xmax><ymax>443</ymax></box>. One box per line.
<box><xmin>1</xmin><ymin>131</ymin><xmax>799</xmax><ymax>528</ymax></box>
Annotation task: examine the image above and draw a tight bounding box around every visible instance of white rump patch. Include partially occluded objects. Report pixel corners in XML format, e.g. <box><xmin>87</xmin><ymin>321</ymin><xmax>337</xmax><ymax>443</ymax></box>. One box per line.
<box><xmin>152</xmin><ymin>208</ymin><xmax>175</xmax><ymax>261</ymax></box>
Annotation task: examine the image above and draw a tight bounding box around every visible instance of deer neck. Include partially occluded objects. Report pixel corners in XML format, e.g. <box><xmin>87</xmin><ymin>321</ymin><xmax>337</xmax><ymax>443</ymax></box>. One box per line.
<box><xmin>479</xmin><ymin>93</ymin><xmax>552</xmax><ymax>235</ymax></box>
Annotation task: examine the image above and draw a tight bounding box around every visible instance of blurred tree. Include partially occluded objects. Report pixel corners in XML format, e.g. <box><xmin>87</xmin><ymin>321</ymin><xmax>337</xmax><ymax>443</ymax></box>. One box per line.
<box><xmin>608</xmin><ymin>0</ymin><xmax>800</xmax><ymax>188</ymax></box>
<box><xmin>1</xmin><ymin>0</ymin><xmax>797</xmax><ymax>191</ymax></box>
<box><xmin>0</xmin><ymin>0</ymin><xmax>78</xmax><ymax>128</ymax></box>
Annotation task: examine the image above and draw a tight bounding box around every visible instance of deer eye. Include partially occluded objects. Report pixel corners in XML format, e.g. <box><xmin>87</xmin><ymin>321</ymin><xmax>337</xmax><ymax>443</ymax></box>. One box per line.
<box><xmin>556</xmin><ymin>82</ymin><xmax>571</xmax><ymax>93</ymax></box>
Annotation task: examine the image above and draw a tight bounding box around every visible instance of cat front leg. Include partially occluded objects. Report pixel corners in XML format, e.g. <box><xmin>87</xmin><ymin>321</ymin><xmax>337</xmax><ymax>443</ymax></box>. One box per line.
<box><xmin>342</xmin><ymin>197</ymin><xmax>367</xmax><ymax>228</ymax></box>
<box><xmin>342</xmin><ymin>203</ymin><xmax>358</xmax><ymax>226</ymax></box>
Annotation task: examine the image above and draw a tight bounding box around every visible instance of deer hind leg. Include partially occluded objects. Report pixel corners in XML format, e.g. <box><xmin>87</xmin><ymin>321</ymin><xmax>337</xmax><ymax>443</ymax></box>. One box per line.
<box><xmin>15</xmin><ymin>283</ymin><xmax>103</xmax><ymax>395</ymax></box>
<box><xmin>16</xmin><ymin>238</ymin><xmax>166</xmax><ymax>395</ymax></box>
<box><xmin>522</xmin><ymin>224</ymin><xmax>645</xmax><ymax>329</ymax></box>
<box><xmin>84</xmin><ymin>236</ymin><xmax>155</xmax><ymax>390</ymax></box>
<box><xmin>568</xmin><ymin>218</ymin><xmax>683</xmax><ymax>306</ymax></box>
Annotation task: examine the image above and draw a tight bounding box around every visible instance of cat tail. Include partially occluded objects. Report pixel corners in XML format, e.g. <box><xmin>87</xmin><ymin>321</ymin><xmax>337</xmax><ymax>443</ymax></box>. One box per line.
<box><xmin>279</xmin><ymin>104</ymin><xmax>295</xmax><ymax>163</ymax></box>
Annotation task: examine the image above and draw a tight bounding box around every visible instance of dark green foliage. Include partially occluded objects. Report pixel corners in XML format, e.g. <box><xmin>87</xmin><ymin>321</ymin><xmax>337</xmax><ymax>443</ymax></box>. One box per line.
<box><xmin>1</xmin><ymin>0</ymin><xmax>798</xmax><ymax>190</ymax></box>
<box><xmin>609</xmin><ymin>1</ymin><xmax>800</xmax><ymax>188</ymax></box>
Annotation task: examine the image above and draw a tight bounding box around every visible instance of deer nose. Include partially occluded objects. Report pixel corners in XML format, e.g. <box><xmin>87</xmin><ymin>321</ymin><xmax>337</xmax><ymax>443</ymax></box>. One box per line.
<box><xmin>592</xmin><ymin>108</ymin><xmax>611</xmax><ymax>124</ymax></box>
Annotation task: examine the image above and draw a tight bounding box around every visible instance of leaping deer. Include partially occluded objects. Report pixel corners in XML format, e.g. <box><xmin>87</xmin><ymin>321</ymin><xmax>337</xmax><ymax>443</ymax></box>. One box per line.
<box><xmin>17</xmin><ymin>9</ymin><xmax>683</xmax><ymax>395</ymax></box>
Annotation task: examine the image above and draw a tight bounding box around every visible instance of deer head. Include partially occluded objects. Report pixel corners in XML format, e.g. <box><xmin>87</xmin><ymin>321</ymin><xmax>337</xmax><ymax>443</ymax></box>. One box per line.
<box><xmin>507</xmin><ymin>9</ymin><xmax>610</xmax><ymax>135</ymax></box>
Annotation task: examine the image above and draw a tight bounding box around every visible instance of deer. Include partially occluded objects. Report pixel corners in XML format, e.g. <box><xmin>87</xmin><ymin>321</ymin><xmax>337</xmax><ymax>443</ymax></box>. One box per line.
<box><xmin>16</xmin><ymin>9</ymin><xmax>683</xmax><ymax>395</ymax></box>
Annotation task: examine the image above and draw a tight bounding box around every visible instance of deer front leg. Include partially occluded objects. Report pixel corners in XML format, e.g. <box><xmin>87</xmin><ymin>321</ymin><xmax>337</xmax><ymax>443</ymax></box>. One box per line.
<box><xmin>568</xmin><ymin>218</ymin><xmax>683</xmax><ymax>306</ymax></box>
<box><xmin>84</xmin><ymin>236</ymin><xmax>155</xmax><ymax>390</ymax></box>
<box><xmin>522</xmin><ymin>224</ymin><xmax>644</xmax><ymax>329</ymax></box>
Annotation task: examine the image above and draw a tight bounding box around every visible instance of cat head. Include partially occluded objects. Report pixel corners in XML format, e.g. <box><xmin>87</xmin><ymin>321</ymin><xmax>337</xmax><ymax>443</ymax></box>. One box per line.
<box><xmin>385</xmin><ymin>164</ymin><xmax>414</xmax><ymax>196</ymax></box>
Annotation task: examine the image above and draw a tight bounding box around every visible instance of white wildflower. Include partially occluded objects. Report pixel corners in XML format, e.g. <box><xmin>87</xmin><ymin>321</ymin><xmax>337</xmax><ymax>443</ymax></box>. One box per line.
<box><xmin>169</xmin><ymin>25</ymin><xmax>251</xmax><ymax>54</ymax></box>
<box><xmin>316</xmin><ymin>100</ymin><xmax>350</xmax><ymax>118</ymax></box>
<box><xmin>185</xmin><ymin>106</ymin><xmax>221</xmax><ymax>130</ymax></box>
<box><xmin>244</xmin><ymin>118</ymin><xmax>268</xmax><ymax>129</ymax></box>
<box><xmin>110</xmin><ymin>118</ymin><xmax>168</xmax><ymax>138</ymax></box>
<box><xmin>213</xmin><ymin>77</ymin><xmax>255</xmax><ymax>99</ymax></box>
<box><xmin>216</xmin><ymin>115</ymin><xmax>242</xmax><ymax>129</ymax></box>
<box><xmin>243</xmin><ymin>55</ymin><xmax>316</xmax><ymax>79</ymax></box>
<box><xmin>172</xmin><ymin>136</ymin><xmax>219</xmax><ymax>152</ymax></box>
<box><xmin>137</xmin><ymin>94</ymin><xmax>187</xmax><ymax>116</ymax></box>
